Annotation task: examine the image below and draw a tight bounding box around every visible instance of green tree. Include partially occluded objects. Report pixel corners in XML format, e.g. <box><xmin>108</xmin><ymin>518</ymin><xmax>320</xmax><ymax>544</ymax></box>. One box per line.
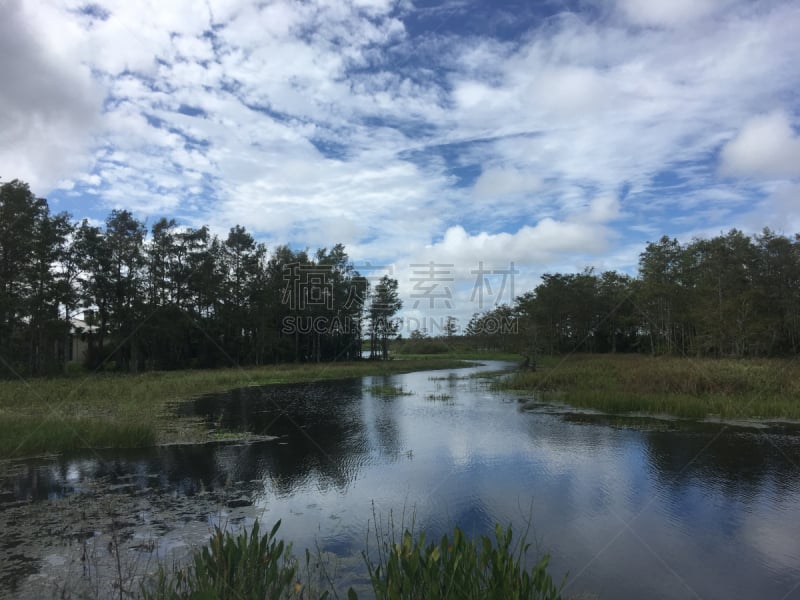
<box><xmin>638</xmin><ymin>236</ymin><xmax>690</xmax><ymax>355</ymax></box>
<box><xmin>0</xmin><ymin>180</ymin><xmax>74</xmax><ymax>375</ymax></box>
<box><xmin>443</xmin><ymin>315</ymin><xmax>458</xmax><ymax>338</ymax></box>
<box><xmin>27</xmin><ymin>210</ymin><xmax>74</xmax><ymax>374</ymax></box>
<box><xmin>105</xmin><ymin>210</ymin><xmax>146</xmax><ymax>371</ymax></box>
<box><xmin>218</xmin><ymin>225</ymin><xmax>265</xmax><ymax>364</ymax></box>
<box><xmin>753</xmin><ymin>228</ymin><xmax>800</xmax><ymax>354</ymax></box>
<box><xmin>369</xmin><ymin>276</ymin><xmax>402</xmax><ymax>360</ymax></box>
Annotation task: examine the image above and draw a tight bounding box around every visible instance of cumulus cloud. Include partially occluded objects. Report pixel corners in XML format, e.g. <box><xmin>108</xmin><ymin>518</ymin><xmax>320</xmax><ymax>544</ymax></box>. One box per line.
<box><xmin>430</xmin><ymin>220</ymin><xmax>612</xmax><ymax>264</ymax></box>
<box><xmin>0</xmin><ymin>0</ymin><xmax>103</xmax><ymax>189</ymax></box>
<box><xmin>419</xmin><ymin>191</ymin><xmax>622</xmax><ymax>271</ymax></box>
<box><xmin>720</xmin><ymin>111</ymin><xmax>800</xmax><ymax>179</ymax></box>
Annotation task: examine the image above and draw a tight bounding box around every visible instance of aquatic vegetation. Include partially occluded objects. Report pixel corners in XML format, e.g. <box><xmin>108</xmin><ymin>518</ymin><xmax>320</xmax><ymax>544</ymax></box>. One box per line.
<box><xmin>360</xmin><ymin>523</ymin><xmax>563</xmax><ymax>600</ymax></box>
<box><xmin>365</xmin><ymin>384</ymin><xmax>414</xmax><ymax>397</ymax></box>
<box><xmin>143</xmin><ymin>519</ymin><xmax>563</xmax><ymax>600</ymax></box>
<box><xmin>143</xmin><ymin>520</ymin><xmax>301</xmax><ymax>599</ymax></box>
<box><xmin>425</xmin><ymin>393</ymin><xmax>453</xmax><ymax>402</ymax></box>
<box><xmin>428</xmin><ymin>373</ymin><xmax>464</xmax><ymax>381</ymax></box>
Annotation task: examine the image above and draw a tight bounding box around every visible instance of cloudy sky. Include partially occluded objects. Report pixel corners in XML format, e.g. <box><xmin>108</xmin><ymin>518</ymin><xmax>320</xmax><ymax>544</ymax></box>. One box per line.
<box><xmin>3</xmin><ymin>0</ymin><xmax>800</xmax><ymax>328</ymax></box>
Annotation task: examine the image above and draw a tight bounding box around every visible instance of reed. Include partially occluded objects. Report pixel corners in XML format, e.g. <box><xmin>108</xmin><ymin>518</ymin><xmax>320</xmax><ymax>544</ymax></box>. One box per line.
<box><xmin>502</xmin><ymin>354</ymin><xmax>800</xmax><ymax>419</ymax></box>
<box><xmin>360</xmin><ymin>523</ymin><xmax>562</xmax><ymax>600</ymax></box>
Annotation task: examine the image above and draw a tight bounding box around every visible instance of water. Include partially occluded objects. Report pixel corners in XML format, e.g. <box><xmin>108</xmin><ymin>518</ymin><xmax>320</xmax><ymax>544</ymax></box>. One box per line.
<box><xmin>2</xmin><ymin>361</ymin><xmax>800</xmax><ymax>599</ymax></box>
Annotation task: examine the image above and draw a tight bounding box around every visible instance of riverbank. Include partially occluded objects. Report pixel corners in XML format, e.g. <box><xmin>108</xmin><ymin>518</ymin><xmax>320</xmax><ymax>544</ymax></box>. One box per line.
<box><xmin>500</xmin><ymin>354</ymin><xmax>800</xmax><ymax>420</ymax></box>
<box><xmin>0</xmin><ymin>358</ymin><xmax>477</xmax><ymax>459</ymax></box>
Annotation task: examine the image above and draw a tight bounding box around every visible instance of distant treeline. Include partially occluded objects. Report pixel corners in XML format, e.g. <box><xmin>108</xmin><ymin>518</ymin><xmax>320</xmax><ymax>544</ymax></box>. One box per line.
<box><xmin>0</xmin><ymin>179</ymin><xmax>401</xmax><ymax>377</ymax></box>
<box><xmin>466</xmin><ymin>229</ymin><xmax>800</xmax><ymax>358</ymax></box>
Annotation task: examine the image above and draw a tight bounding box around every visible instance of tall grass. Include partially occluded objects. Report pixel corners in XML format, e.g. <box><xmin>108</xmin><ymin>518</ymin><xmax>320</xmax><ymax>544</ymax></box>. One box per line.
<box><xmin>360</xmin><ymin>523</ymin><xmax>562</xmax><ymax>600</ymax></box>
<box><xmin>502</xmin><ymin>354</ymin><xmax>800</xmax><ymax>419</ymax></box>
<box><xmin>0</xmin><ymin>414</ymin><xmax>156</xmax><ymax>456</ymax></box>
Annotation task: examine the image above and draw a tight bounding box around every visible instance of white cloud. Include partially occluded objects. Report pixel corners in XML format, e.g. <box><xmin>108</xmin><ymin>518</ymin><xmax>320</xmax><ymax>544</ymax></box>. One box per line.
<box><xmin>0</xmin><ymin>0</ymin><xmax>103</xmax><ymax>190</ymax></box>
<box><xmin>419</xmin><ymin>192</ymin><xmax>622</xmax><ymax>271</ymax></box>
<box><xmin>472</xmin><ymin>167</ymin><xmax>541</xmax><ymax>200</ymax></box>
<box><xmin>720</xmin><ymin>111</ymin><xmax>800</xmax><ymax>179</ymax></box>
<box><xmin>740</xmin><ymin>182</ymin><xmax>800</xmax><ymax>233</ymax></box>
<box><xmin>582</xmin><ymin>195</ymin><xmax>622</xmax><ymax>223</ymax></box>
<box><xmin>617</xmin><ymin>0</ymin><xmax>731</xmax><ymax>27</ymax></box>
<box><xmin>5</xmin><ymin>0</ymin><xmax>800</xmax><ymax>295</ymax></box>
<box><xmin>435</xmin><ymin>0</ymin><xmax>800</xmax><ymax>231</ymax></box>
<box><xmin>529</xmin><ymin>66</ymin><xmax>613</xmax><ymax>117</ymax></box>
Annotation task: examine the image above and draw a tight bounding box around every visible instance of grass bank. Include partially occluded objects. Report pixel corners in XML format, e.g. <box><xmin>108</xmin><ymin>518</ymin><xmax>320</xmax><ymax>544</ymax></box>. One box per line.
<box><xmin>0</xmin><ymin>358</ymin><xmax>474</xmax><ymax>459</ymax></box>
<box><xmin>501</xmin><ymin>354</ymin><xmax>800</xmax><ymax>420</ymax></box>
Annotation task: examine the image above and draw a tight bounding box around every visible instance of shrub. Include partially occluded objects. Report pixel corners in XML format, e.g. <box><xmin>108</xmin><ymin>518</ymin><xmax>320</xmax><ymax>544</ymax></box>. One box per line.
<box><xmin>356</xmin><ymin>523</ymin><xmax>563</xmax><ymax>600</ymax></box>
<box><xmin>143</xmin><ymin>521</ymin><xmax>303</xmax><ymax>600</ymax></box>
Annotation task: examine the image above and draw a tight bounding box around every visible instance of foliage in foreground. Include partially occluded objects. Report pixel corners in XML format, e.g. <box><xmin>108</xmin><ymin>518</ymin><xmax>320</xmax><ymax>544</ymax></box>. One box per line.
<box><xmin>143</xmin><ymin>520</ymin><xmax>563</xmax><ymax>600</ymax></box>
<box><xmin>361</xmin><ymin>523</ymin><xmax>563</xmax><ymax>600</ymax></box>
<box><xmin>143</xmin><ymin>521</ymin><xmax>302</xmax><ymax>600</ymax></box>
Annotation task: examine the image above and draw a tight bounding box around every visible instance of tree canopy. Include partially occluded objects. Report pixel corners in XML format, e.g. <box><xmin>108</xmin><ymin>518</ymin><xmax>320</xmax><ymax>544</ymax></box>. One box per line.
<box><xmin>468</xmin><ymin>228</ymin><xmax>800</xmax><ymax>358</ymax></box>
<box><xmin>0</xmin><ymin>179</ymin><xmax>402</xmax><ymax>376</ymax></box>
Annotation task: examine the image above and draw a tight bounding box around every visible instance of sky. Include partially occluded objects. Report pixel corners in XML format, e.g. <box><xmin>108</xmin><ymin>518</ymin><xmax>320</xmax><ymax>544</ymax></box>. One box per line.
<box><xmin>3</xmin><ymin>0</ymin><xmax>800</xmax><ymax>331</ymax></box>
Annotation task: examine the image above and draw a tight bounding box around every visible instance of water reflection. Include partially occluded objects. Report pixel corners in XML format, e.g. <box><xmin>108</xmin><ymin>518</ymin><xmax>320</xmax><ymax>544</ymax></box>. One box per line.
<box><xmin>2</xmin><ymin>361</ymin><xmax>800</xmax><ymax>599</ymax></box>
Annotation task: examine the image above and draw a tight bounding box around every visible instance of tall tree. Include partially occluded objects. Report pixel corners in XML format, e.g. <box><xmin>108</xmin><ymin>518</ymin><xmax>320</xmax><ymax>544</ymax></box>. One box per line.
<box><xmin>105</xmin><ymin>210</ymin><xmax>146</xmax><ymax>372</ymax></box>
<box><xmin>368</xmin><ymin>276</ymin><xmax>402</xmax><ymax>360</ymax></box>
<box><xmin>0</xmin><ymin>180</ymin><xmax>73</xmax><ymax>375</ymax></box>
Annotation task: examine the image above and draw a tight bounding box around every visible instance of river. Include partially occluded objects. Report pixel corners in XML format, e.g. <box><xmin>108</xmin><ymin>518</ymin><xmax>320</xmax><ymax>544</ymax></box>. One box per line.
<box><xmin>1</xmin><ymin>361</ymin><xmax>799</xmax><ymax>598</ymax></box>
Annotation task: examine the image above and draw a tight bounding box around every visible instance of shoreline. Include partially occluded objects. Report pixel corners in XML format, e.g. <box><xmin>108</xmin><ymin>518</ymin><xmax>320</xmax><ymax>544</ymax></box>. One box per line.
<box><xmin>0</xmin><ymin>356</ymin><xmax>488</xmax><ymax>460</ymax></box>
<box><xmin>517</xmin><ymin>397</ymin><xmax>800</xmax><ymax>431</ymax></box>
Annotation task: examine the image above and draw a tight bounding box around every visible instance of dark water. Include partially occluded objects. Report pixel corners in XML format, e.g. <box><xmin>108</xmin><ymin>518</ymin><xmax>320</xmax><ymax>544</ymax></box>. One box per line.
<box><xmin>2</xmin><ymin>361</ymin><xmax>800</xmax><ymax>599</ymax></box>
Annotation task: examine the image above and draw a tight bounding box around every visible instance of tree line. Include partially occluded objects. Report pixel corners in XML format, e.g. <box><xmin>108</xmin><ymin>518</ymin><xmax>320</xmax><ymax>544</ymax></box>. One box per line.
<box><xmin>466</xmin><ymin>229</ymin><xmax>800</xmax><ymax>358</ymax></box>
<box><xmin>5</xmin><ymin>176</ymin><xmax>798</xmax><ymax>376</ymax></box>
<box><xmin>0</xmin><ymin>179</ymin><xmax>401</xmax><ymax>377</ymax></box>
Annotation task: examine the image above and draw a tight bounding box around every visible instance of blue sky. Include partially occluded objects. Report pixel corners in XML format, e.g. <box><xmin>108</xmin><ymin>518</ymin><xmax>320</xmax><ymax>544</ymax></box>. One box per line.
<box><xmin>3</xmin><ymin>0</ymin><xmax>800</xmax><ymax>328</ymax></box>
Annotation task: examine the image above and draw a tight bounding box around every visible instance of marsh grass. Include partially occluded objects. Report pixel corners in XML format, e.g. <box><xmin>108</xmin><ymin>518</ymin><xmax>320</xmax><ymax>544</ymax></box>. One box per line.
<box><xmin>428</xmin><ymin>372</ymin><xmax>465</xmax><ymax>382</ymax></box>
<box><xmin>502</xmin><ymin>354</ymin><xmax>800</xmax><ymax>419</ymax></box>
<box><xmin>0</xmin><ymin>358</ymin><xmax>471</xmax><ymax>459</ymax></box>
<box><xmin>0</xmin><ymin>414</ymin><xmax>156</xmax><ymax>457</ymax></box>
